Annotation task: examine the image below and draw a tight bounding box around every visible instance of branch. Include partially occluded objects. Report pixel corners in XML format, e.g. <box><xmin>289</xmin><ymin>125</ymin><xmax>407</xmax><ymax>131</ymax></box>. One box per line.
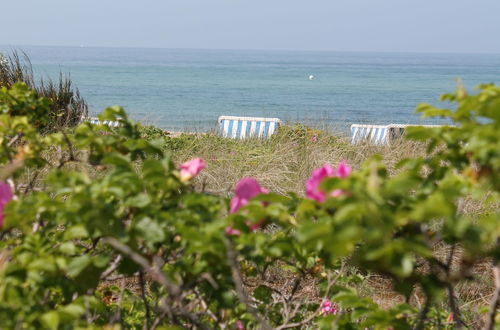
<box><xmin>102</xmin><ymin>237</ymin><xmax>208</xmax><ymax>329</ymax></box>
<box><xmin>110</xmin><ymin>279</ymin><xmax>126</xmax><ymax>324</ymax></box>
<box><xmin>23</xmin><ymin>169</ymin><xmax>41</xmax><ymax>195</ymax></box>
<box><xmin>275</xmin><ymin>269</ymin><xmax>341</xmax><ymax>330</ymax></box>
<box><xmin>224</xmin><ymin>237</ymin><xmax>271</xmax><ymax>330</ymax></box>
<box><xmin>287</xmin><ymin>272</ymin><xmax>305</xmax><ymax>302</ymax></box>
<box><xmin>444</xmin><ymin>244</ymin><xmax>467</xmax><ymax>329</ymax></box>
<box><xmin>445</xmin><ymin>283</ymin><xmax>467</xmax><ymax>329</ymax></box>
<box><xmin>139</xmin><ymin>270</ymin><xmax>152</xmax><ymax>330</ymax></box>
<box><xmin>102</xmin><ymin>237</ymin><xmax>182</xmax><ymax>299</ymax></box>
<box><xmin>100</xmin><ymin>255</ymin><xmax>123</xmax><ymax>280</ymax></box>
<box><xmin>415</xmin><ymin>297</ymin><xmax>430</xmax><ymax>330</ymax></box>
<box><xmin>0</xmin><ymin>159</ymin><xmax>24</xmax><ymax>181</ymax></box>
<box><xmin>194</xmin><ymin>287</ymin><xmax>221</xmax><ymax>326</ymax></box>
<box><xmin>486</xmin><ymin>239</ymin><xmax>500</xmax><ymax>330</ymax></box>
<box><xmin>7</xmin><ymin>133</ymin><xmax>22</xmax><ymax>147</ymax></box>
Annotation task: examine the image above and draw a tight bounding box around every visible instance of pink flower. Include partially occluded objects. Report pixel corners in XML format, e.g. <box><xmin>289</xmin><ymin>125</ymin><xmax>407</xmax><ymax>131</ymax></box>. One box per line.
<box><xmin>235</xmin><ymin>320</ymin><xmax>245</xmax><ymax>330</ymax></box>
<box><xmin>246</xmin><ymin>219</ymin><xmax>266</xmax><ymax>231</ymax></box>
<box><xmin>305</xmin><ymin>161</ymin><xmax>352</xmax><ymax>202</ymax></box>
<box><xmin>0</xmin><ymin>182</ymin><xmax>13</xmax><ymax>229</ymax></box>
<box><xmin>226</xmin><ymin>219</ymin><xmax>266</xmax><ymax>236</ymax></box>
<box><xmin>320</xmin><ymin>300</ymin><xmax>338</xmax><ymax>315</ymax></box>
<box><xmin>179</xmin><ymin>158</ymin><xmax>205</xmax><ymax>182</ymax></box>
<box><xmin>225</xmin><ymin>226</ymin><xmax>242</xmax><ymax>236</ymax></box>
<box><xmin>335</xmin><ymin>161</ymin><xmax>351</xmax><ymax>178</ymax></box>
<box><xmin>311</xmin><ymin>135</ymin><xmax>318</xmax><ymax>142</ymax></box>
<box><xmin>230</xmin><ymin>178</ymin><xmax>268</xmax><ymax>213</ymax></box>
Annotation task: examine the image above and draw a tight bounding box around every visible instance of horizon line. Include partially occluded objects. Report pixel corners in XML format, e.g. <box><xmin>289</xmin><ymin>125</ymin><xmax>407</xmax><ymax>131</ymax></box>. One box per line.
<box><xmin>1</xmin><ymin>43</ymin><xmax>500</xmax><ymax>56</ymax></box>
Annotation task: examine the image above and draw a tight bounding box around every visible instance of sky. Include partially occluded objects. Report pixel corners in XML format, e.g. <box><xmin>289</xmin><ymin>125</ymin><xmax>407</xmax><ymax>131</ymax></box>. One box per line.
<box><xmin>2</xmin><ymin>0</ymin><xmax>500</xmax><ymax>53</ymax></box>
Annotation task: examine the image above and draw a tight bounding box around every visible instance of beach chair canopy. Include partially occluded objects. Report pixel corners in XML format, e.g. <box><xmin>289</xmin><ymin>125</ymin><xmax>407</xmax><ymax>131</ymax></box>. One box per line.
<box><xmin>218</xmin><ymin>115</ymin><xmax>281</xmax><ymax>139</ymax></box>
<box><xmin>84</xmin><ymin>117</ymin><xmax>121</xmax><ymax>127</ymax></box>
<box><xmin>350</xmin><ymin>123</ymin><xmax>444</xmax><ymax>145</ymax></box>
<box><xmin>350</xmin><ymin>124</ymin><xmax>393</xmax><ymax>145</ymax></box>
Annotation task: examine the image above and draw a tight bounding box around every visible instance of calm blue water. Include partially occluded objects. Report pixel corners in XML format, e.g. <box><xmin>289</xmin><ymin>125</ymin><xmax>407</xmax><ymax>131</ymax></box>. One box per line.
<box><xmin>1</xmin><ymin>46</ymin><xmax>500</xmax><ymax>131</ymax></box>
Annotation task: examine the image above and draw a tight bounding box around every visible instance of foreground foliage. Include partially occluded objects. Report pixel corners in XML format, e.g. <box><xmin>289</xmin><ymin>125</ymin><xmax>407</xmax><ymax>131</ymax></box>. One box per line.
<box><xmin>0</xmin><ymin>82</ymin><xmax>498</xmax><ymax>329</ymax></box>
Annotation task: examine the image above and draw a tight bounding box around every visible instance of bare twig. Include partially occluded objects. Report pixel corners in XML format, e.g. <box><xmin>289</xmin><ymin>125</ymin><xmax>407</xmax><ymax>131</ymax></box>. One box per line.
<box><xmin>102</xmin><ymin>237</ymin><xmax>208</xmax><ymax>329</ymax></box>
<box><xmin>62</xmin><ymin>131</ymin><xmax>76</xmax><ymax>161</ymax></box>
<box><xmin>445</xmin><ymin>244</ymin><xmax>466</xmax><ymax>329</ymax></box>
<box><xmin>150</xmin><ymin>310</ymin><xmax>168</xmax><ymax>330</ymax></box>
<box><xmin>102</xmin><ymin>237</ymin><xmax>182</xmax><ymax>299</ymax></box>
<box><xmin>84</xmin><ymin>295</ymin><xmax>93</xmax><ymax>324</ymax></box>
<box><xmin>287</xmin><ymin>272</ymin><xmax>305</xmax><ymax>302</ymax></box>
<box><xmin>225</xmin><ymin>237</ymin><xmax>271</xmax><ymax>330</ymax></box>
<box><xmin>486</xmin><ymin>239</ymin><xmax>500</xmax><ymax>330</ymax></box>
<box><xmin>139</xmin><ymin>270</ymin><xmax>152</xmax><ymax>330</ymax></box>
<box><xmin>446</xmin><ymin>283</ymin><xmax>466</xmax><ymax>329</ymax></box>
<box><xmin>194</xmin><ymin>287</ymin><xmax>221</xmax><ymax>326</ymax></box>
<box><xmin>110</xmin><ymin>279</ymin><xmax>126</xmax><ymax>324</ymax></box>
<box><xmin>23</xmin><ymin>170</ymin><xmax>41</xmax><ymax>195</ymax></box>
<box><xmin>446</xmin><ymin>244</ymin><xmax>456</xmax><ymax>274</ymax></box>
<box><xmin>7</xmin><ymin>133</ymin><xmax>22</xmax><ymax>147</ymax></box>
<box><xmin>100</xmin><ymin>255</ymin><xmax>123</xmax><ymax>280</ymax></box>
<box><xmin>275</xmin><ymin>269</ymin><xmax>341</xmax><ymax>330</ymax></box>
<box><xmin>0</xmin><ymin>159</ymin><xmax>23</xmax><ymax>181</ymax></box>
<box><xmin>415</xmin><ymin>297</ymin><xmax>430</xmax><ymax>330</ymax></box>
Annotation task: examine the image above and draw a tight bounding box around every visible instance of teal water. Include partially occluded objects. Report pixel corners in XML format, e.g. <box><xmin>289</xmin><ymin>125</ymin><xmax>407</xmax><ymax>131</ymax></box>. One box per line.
<box><xmin>2</xmin><ymin>46</ymin><xmax>500</xmax><ymax>131</ymax></box>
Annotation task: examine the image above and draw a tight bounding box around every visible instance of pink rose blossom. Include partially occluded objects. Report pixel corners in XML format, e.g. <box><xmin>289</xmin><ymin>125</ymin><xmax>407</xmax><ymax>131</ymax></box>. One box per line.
<box><xmin>246</xmin><ymin>219</ymin><xmax>266</xmax><ymax>231</ymax></box>
<box><xmin>225</xmin><ymin>226</ymin><xmax>242</xmax><ymax>236</ymax></box>
<box><xmin>179</xmin><ymin>158</ymin><xmax>205</xmax><ymax>181</ymax></box>
<box><xmin>320</xmin><ymin>300</ymin><xmax>338</xmax><ymax>315</ymax></box>
<box><xmin>305</xmin><ymin>161</ymin><xmax>352</xmax><ymax>202</ymax></box>
<box><xmin>335</xmin><ymin>161</ymin><xmax>351</xmax><ymax>178</ymax></box>
<box><xmin>305</xmin><ymin>164</ymin><xmax>335</xmax><ymax>202</ymax></box>
<box><xmin>226</xmin><ymin>219</ymin><xmax>266</xmax><ymax>236</ymax></box>
<box><xmin>0</xmin><ymin>182</ymin><xmax>13</xmax><ymax>229</ymax></box>
<box><xmin>235</xmin><ymin>320</ymin><xmax>245</xmax><ymax>330</ymax></box>
<box><xmin>230</xmin><ymin>178</ymin><xmax>268</xmax><ymax>213</ymax></box>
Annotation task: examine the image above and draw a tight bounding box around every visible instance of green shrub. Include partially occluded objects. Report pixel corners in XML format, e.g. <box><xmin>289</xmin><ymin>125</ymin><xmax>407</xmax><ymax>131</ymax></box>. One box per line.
<box><xmin>0</xmin><ymin>82</ymin><xmax>498</xmax><ymax>329</ymax></box>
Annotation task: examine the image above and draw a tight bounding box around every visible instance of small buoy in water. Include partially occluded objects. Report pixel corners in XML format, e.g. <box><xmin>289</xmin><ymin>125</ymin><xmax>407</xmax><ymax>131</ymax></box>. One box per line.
<box><xmin>309</xmin><ymin>75</ymin><xmax>315</xmax><ymax>80</ymax></box>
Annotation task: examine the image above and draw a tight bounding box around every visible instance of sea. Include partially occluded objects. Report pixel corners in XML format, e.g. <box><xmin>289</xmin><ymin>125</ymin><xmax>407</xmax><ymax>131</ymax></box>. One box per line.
<box><xmin>1</xmin><ymin>45</ymin><xmax>500</xmax><ymax>132</ymax></box>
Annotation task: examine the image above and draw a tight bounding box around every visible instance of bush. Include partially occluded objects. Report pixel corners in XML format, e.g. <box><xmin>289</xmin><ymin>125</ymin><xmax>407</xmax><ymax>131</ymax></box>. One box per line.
<box><xmin>0</xmin><ymin>82</ymin><xmax>498</xmax><ymax>329</ymax></box>
<box><xmin>0</xmin><ymin>51</ymin><xmax>87</xmax><ymax>132</ymax></box>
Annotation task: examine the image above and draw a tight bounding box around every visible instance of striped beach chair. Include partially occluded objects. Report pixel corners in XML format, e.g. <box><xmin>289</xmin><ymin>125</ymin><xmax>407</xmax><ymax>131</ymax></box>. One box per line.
<box><xmin>218</xmin><ymin>116</ymin><xmax>281</xmax><ymax>139</ymax></box>
<box><xmin>350</xmin><ymin>124</ymin><xmax>392</xmax><ymax>145</ymax></box>
<box><xmin>351</xmin><ymin>123</ymin><xmax>444</xmax><ymax>145</ymax></box>
<box><xmin>85</xmin><ymin>117</ymin><xmax>121</xmax><ymax>127</ymax></box>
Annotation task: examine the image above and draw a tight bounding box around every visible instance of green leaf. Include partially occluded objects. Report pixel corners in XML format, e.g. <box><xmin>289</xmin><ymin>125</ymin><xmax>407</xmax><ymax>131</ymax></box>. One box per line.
<box><xmin>135</xmin><ymin>217</ymin><xmax>165</xmax><ymax>245</ymax></box>
<box><xmin>59</xmin><ymin>242</ymin><xmax>76</xmax><ymax>255</ymax></box>
<box><xmin>58</xmin><ymin>303</ymin><xmax>85</xmax><ymax>321</ymax></box>
<box><xmin>63</xmin><ymin>225</ymin><xmax>89</xmax><ymax>240</ymax></box>
<box><xmin>67</xmin><ymin>255</ymin><xmax>92</xmax><ymax>278</ymax></box>
<box><xmin>125</xmin><ymin>193</ymin><xmax>151</xmax><ymax>208</ymax></box>
<box><xmin>40</xmin><ymin>311</ymin><xmax>59</xmax><ymax>330</ymax></box>
<box><xmin>253</xmin><ymin>285</ymin><xmax>273</xmax><ymax>304</ymax></box>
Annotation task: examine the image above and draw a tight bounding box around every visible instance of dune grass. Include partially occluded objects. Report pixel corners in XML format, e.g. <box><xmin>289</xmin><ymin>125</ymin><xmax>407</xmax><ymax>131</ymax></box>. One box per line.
<box><xmin>0</xmin><ymin>51</ymin><xmax>88</xmax><ymax>131</ymax></box>
<box><xmin>155</xmin><ymin>124</ymin><xmax>428</xmax><ymax>196</ymax></box>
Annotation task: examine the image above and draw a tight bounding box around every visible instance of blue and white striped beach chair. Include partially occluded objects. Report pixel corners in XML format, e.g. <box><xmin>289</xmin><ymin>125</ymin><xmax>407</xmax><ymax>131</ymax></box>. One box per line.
<box><xmin>86</xmin><ymin>117</ymin><xmax>121</xmax><ymax>127</ymax></box>
<box><xmin>351</xmin><ymin>123</ymin><xmax>444</xmax><ymax>145</ymax></box>
<box><xmin>350</xmin><ymin>124</ymin><xmax>392</xmax><ymax>145</ymax></box>
<box><xmin>218</xmin><ymin>116</ymin><xmax>281</xmax><ymax>139</ymax></box>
